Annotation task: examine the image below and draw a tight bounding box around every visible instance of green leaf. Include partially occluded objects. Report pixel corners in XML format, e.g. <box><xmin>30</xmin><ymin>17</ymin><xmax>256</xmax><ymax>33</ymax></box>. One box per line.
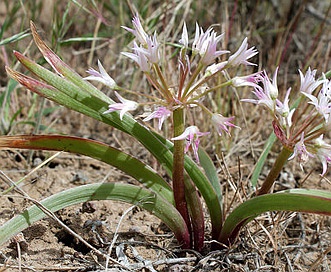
<box><xmin>0</xmin><ymin>135</ymin><xmax>173</xmax><ymax>203</ymax></box>
<box><xmin>250</xmin><ymin>132</ymin><xmax>277</xmax><ymax>187</ymax></box>
<box><xmin>7</xmin><ymin>61</ymin><xmax>223</xmax><ymax>240</ymax></box>
<box><xmin>0</xmin><ymin>183</ymin><xmax>189</xmax><ymax>248</ymax></box>
<box><xmin>219</xmin><ymin>189</ymin><xmax>331</xmax><ymax>245</ymax></box>
<box><xmin>9</xmin><ymin>27</ymin><xmax>223</xmax><ymax>239</ymax></box>
<box><xmin>198</xmin><ymin>148</ymin><xmax>222</xmax><ymax>207</ymax></box>
<box><xmin>0</xmin><ymin>30</ymin><xmax>30</xmax><ymax>46</ymax></box>
<box><xmin>58</xmin><ymin>37</ymin><xmax>109</xmax><ymax>45</ymax></box>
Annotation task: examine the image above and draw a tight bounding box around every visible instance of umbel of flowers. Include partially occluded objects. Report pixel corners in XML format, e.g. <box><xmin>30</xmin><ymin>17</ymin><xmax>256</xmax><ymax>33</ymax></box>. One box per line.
<box><xmin>243</xmin><ymin>67</ymin><xmax>331</xmax><ymax>195</ymax></box>
<box><xmin>86</xmin><ymin>15</ymin><xmax>260</xmax><ymax>158</ymax></box>
<box><xmin>85</xmin><ymin>15</ymin><xmax>259</xmax><ymax>249</ymax></box>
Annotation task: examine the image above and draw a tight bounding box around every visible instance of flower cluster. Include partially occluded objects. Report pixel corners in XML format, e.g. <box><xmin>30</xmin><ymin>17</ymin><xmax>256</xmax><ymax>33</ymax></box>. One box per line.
<box><xmin>85</xmin><ymin>14</ymin><xmax>259</xmax><ymax>162</ymax></box>
<box><xmin>244</xmin><ymin>67</ymin><xmax>331</xmax><ymax>175</ymax></box>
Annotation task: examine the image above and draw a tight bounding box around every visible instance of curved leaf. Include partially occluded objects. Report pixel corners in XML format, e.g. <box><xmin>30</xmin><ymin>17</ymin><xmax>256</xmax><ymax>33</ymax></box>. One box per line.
<box><xmin>0</xmin><ymin>183</ymin><xmax>189</xmax><ymax>248</ymax></box>
<box><xmin>198</xmin><ymin>148</ymin><xmax>222</xmax><ymax>207</ymax></box>
<box><xmin>219</xmin><ymin>189</ymin><xmax>331</xmax><ymax>245</ymax></box>
<box><xmin>0</xmin><ymin>135</ymin><xmax>173</xmax><ymax>203</ymax></box>
<box><xmin>8</xmin><ymin>26</ymin><xmax>223</xmax><ymax>239</ymax></box>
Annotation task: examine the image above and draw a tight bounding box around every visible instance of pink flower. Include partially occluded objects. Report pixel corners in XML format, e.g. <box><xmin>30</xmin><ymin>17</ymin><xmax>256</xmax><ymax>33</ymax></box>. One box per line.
<box><xmin>232</xmin><ymin>72</ymin><xmax>261</xmax><ymax>89</ymax></box>
<box><xmin>290</xmin><ymin>134</ymin><xmax>331</xmax><ymax>175</ymax></box>
<box><xmin>288</xmin><ymin>133</ymin><xmax>314</xmax><ymax>171</ymax></box>
<box><xmin>211</xmin><ymin>114</ymin><xmax>239</xmax><ymax>136</ymax></box>
<box><xmin>302</xmin><ymin>79</ymin><xmax>331</xmax><ymax>122</ymax></box>
<box><xmin>242</xmin><ymin>68</ymin><xmax>279</xmax><ymax>112</ymax></box>
<box><xmin>228</xmin><ymin>37</ymin><xmax>258</xmax><ymax>66</ymax></box>
<box><xmin>143</xmin><ymin>107</ymin><xmax>171</xmax><ymax>130</ymax></box>
<box><xmin>122</xmin><ymin>15</ymin><xmax>148</xmax><ymax>45</ymax></box>
<box><xmin>84</xmin><ymin>60</ymin><xmax>116</xmax><ymax>88</ymax></box>
<box><xmin>122</xmin><ymin>42</ymin><xmax>150</xmax><ymax>72</ymax></box>
<box><xmin>139</xmin><ymin>33</ymin><xmax>160</xmax><ymax>64</ymax></box>
<box><xmin>192</xmin><ymin>23</ymin><xmax>228</xmax><ymax>65</ymax></box>
<box><xmin>179</xmin><ymin>22</ymin><xmax>188</xmax><ymax>48</ymax></box>
<box><xmin>171</xmin><ymin>126</ymin><xmax>210</xmax><ymax>163</ymax></box>
<box><xmin>313</xmin><ymin>135</ymin><xmax>331</xmax><ymax>175</ymax></box>
<box><xmin>104</xmin><ymin>91</ymin><xmax>138</xmax><ymax>120</ymax></box>
<box><xmin>299</xmin><ymin>67</ymin><xmax>325</xmax><ymax>95</ymax></box>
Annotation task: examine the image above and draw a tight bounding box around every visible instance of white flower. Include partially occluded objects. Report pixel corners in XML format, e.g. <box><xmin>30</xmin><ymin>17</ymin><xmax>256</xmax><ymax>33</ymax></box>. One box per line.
<box><xmin>192</xmin><ymin>23</ymin><xmax>228</xmax><ymax>65</ymax></box>
<box><xmin>122</xmin><ymin>42</ymin><xmax>150</xmax><ymax>72</ymax></box>
<box><xmin>179</xmin><ymin>22</ymin><xmax>188</xmax><ymax>48</ymax></box>
<box><xmin>288</xmin><ymin>132</ymin><xmax>314</xmax><ymax>171</ymax></box>
<box><xmin>205</xmin><ymin>61</ymin><xmax>228</xmax><ymax>76</ymax></box>
<box><xmin>228</xmin><ymin>37</ymin><xmax>258</xmax><ymax>66</ymax></box>
<box><xmin>313</xmin><ymin>135</ymin><xmax>331</xmax><ymax>175</ymax></box>
<box><xmin>299</xmin><ymin>67</ymin><xmax>325</xmax><ymax>95</ymax></box>
<box><xmin>211</xmin><ymin>114</ymin><xmax>240</xmax><ymax>136</ymax></box>
<box><xmin>143</xmin><ymin>107</ymin><xmax>171</xmax><ymax>130</ymax></box>
<box><xmin>122</xmin><ymin>15</ymin><xmax>149</xmax><ymax>45</ymax></box>
<box><xmin>171</xmin><ymin>126</ymin><xmax>210</xmax><ymax>163</ymax></box>
<box><xmin>84</xmin><ymin>60</ymin><xmax>116</xmax><ymax>88</ymax></box>
<box><xmin>103</xmin><ymin>92</ymin><xmax>138</xmax><ymax>120</ymax></box>
<box><xmin>302</xmin><ymin>79</ymin><xmax>331</xmax><ymax>122</ymax></box>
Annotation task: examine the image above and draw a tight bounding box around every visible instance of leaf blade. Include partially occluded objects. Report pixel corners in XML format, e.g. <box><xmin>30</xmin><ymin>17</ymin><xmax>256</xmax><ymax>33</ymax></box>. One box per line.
<box><xmin>0</xmin><ymin>135</ymin><xmax>173</xmax><ymax>203</ymax></box>
<box><xmin>219</xmin><ymin>189</ymin><xmax>331</xmax><ymax>245</ymax></box>
<box><xmin>0</xmin><ymin>183</ymin><xmax>189</xmax><ymax>248</ymax></box>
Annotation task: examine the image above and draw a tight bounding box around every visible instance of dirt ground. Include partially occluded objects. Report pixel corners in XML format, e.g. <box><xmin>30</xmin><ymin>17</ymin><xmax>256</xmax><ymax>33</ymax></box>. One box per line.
<box><xmin>1</xmin><ymin>1</ymin><xmax>331</xmax><ymax>271</ymax></box>
<box><xmin>1</xmin><ymin>109</ymin><xmax>331</xmax><ymax>271</ymax></box>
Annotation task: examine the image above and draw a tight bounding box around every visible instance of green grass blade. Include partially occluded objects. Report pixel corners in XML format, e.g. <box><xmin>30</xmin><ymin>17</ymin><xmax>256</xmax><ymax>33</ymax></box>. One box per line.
<box><xmin>219</xmin><ymin>189</ymin><xmax>331</xmax><ymax>245</ymax></box>
<box><xmin>0</xmin><ymin>135</ymin><xmax>173</xmax><ymax>203</ymax></box>
<box><xmin>0</xmin><ymin>30</ymin><xmax>30</xmax><ymax>46</ymax></box>
<box><xmin>0</xmin><ymin>183</ymin><xmax>189</xmax><ymax>248</ymax></box>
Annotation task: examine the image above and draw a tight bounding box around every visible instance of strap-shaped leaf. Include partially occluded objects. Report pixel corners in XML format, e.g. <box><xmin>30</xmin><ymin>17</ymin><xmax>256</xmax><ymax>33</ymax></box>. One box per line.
<box><xmin>0</xmin><ymin>135</ymin><xmax>173</xmax><ymax>203</ymax></box>
<box><xmin>8</xmin><ymin>26</ymin><xmax>223</xmax><ymax>239</ymax></box>
<box><xmin>0</xmin><ymin>183</ymin><xmax>189</xmax><ymax>248</ymax></box>
<box><xmin>198</xmin><ymin>148</ymin><xmax>222</xmax><ymax>207</ymax></box>
<box><xmin>219</xmin><ymin>189</ymin><xmax>331</xmax><ymax>245</ymax></box>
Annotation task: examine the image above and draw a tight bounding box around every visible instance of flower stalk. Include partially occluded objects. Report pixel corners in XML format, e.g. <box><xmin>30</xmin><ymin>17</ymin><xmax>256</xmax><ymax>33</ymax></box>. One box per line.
<box><xmin>172</xmin><ymin>107</ymin><xmax>191</xmax><ymax>240</ymax></box>
<box><xmin>256</xmin><ymin>143</ymin><xmax>293</xmax><ymax>196</ymax></box>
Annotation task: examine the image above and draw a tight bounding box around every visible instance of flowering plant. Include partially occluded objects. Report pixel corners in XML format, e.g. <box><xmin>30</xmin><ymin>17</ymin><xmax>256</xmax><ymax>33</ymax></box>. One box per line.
<box><xmin>1</xmin><ymin>16</ymin><xmax>331</xmax><ymax>254</ymax></box>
